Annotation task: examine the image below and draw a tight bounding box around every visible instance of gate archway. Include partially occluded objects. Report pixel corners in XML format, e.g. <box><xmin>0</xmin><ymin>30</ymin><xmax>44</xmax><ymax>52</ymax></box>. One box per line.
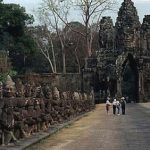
<box><xmin>116</xmin><ymin>53</ymin><xmax>139</xmax><ymax>103</ymax></box>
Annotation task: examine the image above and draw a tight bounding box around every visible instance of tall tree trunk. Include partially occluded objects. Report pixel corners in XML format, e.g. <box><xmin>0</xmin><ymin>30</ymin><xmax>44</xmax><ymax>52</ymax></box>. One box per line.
<box><xmin>49</xmin><ymin>34</ymin><xmax>57</xmax><ymax>73</ymax></box>
<box><xmin>74</xmin><ymin>40</ymin><xmax>81</xmax><ymax>73</ymax></box>
<box><xmin>62</xmin><ymin>46</ymin><xmax>66</xmax><ymax>74</ymax></box>
<box><xmin>85</xmin><ymin>2</ymin><xmax>92</xmax><ymax>58</ymax></box>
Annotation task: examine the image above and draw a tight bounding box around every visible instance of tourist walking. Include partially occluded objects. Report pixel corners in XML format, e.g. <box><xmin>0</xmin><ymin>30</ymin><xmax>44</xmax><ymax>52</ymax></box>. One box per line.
<box><xmin>112</xmin><ymin>98</ymin><xmax>117</xmax><ymax>115</ymax></box>
<box><xmin>116</xmin><ymin>100</ymin><xmax>121</xmax><ymax>115</ymax></box>
<box><xmin>121</xmin><ymin>97</ymin><xmax>126</xmax><ymax>115</ymax></box>
<box><xmin>106</xmin><ymin>97</ymin><xmax>111</xmax><ymax>114</ymax></box>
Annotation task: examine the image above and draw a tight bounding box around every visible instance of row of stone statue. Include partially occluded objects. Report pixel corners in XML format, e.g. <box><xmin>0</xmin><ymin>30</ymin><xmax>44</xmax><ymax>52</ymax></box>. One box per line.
<box><xmin>0</xmin><ymin>75</ymin><xmax>95</xmax><ymax>145</ymax></box>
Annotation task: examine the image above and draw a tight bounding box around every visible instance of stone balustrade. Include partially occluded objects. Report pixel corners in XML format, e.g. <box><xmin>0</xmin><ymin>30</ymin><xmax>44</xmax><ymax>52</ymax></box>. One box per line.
<box><xmin>0</xmin><ymin>76</ymin><xmax>95</xmax><ymax>145</ymax></box>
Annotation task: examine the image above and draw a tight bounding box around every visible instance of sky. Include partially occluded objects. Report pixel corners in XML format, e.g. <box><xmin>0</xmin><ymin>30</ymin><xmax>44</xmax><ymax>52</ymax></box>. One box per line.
<box><xmin>3</xmin><ymin>0</ymin><xmax>150</xmax><ymax>25</ymax></box>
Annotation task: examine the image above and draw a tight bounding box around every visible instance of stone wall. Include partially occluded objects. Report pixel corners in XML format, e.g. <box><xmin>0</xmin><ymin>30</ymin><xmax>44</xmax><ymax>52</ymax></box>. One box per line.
<box><xmin>15</xmin><ymin>73</ymin><xmax>82</xmax><ymax>92</ymax></box>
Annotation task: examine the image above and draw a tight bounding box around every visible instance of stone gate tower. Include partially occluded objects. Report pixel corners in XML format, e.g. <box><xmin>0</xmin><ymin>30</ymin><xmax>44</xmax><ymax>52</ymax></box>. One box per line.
<box><xmin>141</xmin><ymin>15</ymin><xmax>150</xmax><ymax>53</ymax></box>
<box><xmin>115</xmin><ymin>0</ymin><xmax>141</xmax><ymax>53</ymax></box>
<box><xmin>83</xmin><ymin>0</ymin><xmax>150</xmax><ymax>103</ymax></box>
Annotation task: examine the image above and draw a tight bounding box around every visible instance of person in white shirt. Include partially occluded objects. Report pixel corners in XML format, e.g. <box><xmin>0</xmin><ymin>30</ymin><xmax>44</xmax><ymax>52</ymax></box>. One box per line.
<box><xmin>116</xmin><ymin>100</ymin><xmax>121</xmax><ymax>115</ymax></box>
<box><xmin>106</xmin><ymin>97</ymin><xmax>111</xmax><ymax>114</ymax></box>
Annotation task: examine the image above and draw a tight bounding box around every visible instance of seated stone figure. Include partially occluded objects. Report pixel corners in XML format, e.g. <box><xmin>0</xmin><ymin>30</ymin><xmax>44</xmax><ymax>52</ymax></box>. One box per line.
<box><xmin>14</xmin><ymin>98</ymin><xmax>29</xmax><ymax>139</ymax></box>
<box><xmin>39</xmin><ymin>98</ymin><xmax>47</xmax><ymax>130</ymax></box>
<box><xmin>72</xmin><ymin>92</ymin><xmax>80</xmax><ymax>115</ymax></box>
<box><xmin>83</xmin><ymin>93</ymin><xmax>90</xmax><ymax>112</ymax></box>
<box><xmin>52</xmin><ymin>87</ymin><xmax>60</xmax><ymax>102</ymax></box>
<box><xmin>33</xmin><ymin>98</ymin><xmax>42</xmax><ymax>132</ymax></box>
<box><xmin>77</xmin><ymin>92</ymin><xmax>84</xmax><ymax>113</ymax></box>
<box><xmin>43</xmin><ymin>87</ymin><xmax>56</xmax><ymax>126</ymax></box>
<box><xmin>24</xmin><ymin>81</ymin><xmax>35</xmax><ymax>98</ymax></box>
<box><xmin>34</xmin><ymin>85</ymin><xmax>44</xmax><ymax>98</ymax></box>
<box><xmin>26</xmin><ymin>98</ymin><xmax>36</xmax><ymax>135</ymax></box>
<box><xmin>15</xmin><ymin>78</ymin><xmax>25</xmax><ymax>98</ymax></box>
<box><xmin>24</xmin><ymin>83</ymin><xmax>32</xmax><ymax>98</ymax></box>
<box><xmin>83</xmin><ymin>93</ymin><xmax>88</xmax><ymax>101</ymax></box>
<box><xmin>51</xmin><ymin>87</ymin><xmax>63</xmax><ymax>123</ymax></box>
<box><xmin>31</xmin><ymin>85</ymin><xmax>46</xmax><ymax>131</ymax></box>
<box><xmin>43</xmin><ymin>84</ymin><xmax>52</xmax><ymax>99</ymax></box>
<box><xmin>72</xmin><ymin>92</ymin><xmax>80</xmax><ymax>101</ymax></box>
<box><xmin>1</xmin><ymin>75</ymin><xmax>18</xmax><ymax>145</ymax></box>
<box><xmin>62</xmin><ymin>91</ymin><xmax>74</xmax><ymax>119</ymax></box>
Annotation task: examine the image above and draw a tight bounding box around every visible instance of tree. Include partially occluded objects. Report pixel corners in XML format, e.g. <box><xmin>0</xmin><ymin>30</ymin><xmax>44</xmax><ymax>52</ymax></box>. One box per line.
<box><xmin>12</xmin><ymin>33</ymin><xmax>36</xmax><ymax>72</ymax></box>
<box><xmin>38</xmin><ymin>0</ymin><xmax>72</xmax><ymax>73</ymax></box>
<box><xmin>0</xmin><ymin>2</ymin><xmax>35</xmax><ymax>73</ymax></box>
<box><xmin>0</xmin><ymin>3</ymin><xmax>34</xmax><ymax>37</ymax></box>
<box><xmin>76</xmin><ymin>0</ymin><xmax>116</xmax><ymax>57</ymax></box>
<box><xmin>39</xmin><ymin>0</ymin><xmax>117</xmax><ymax>58</ymax></box>
<box><xmin>28</xmin><ymin>25</ymin><xmax>57</xmax><ymax>73</ymax></box>
<box><xmin>63</xmin><ymin>21</ymin><xmax>87</xmax><ymax>73</ymax></box>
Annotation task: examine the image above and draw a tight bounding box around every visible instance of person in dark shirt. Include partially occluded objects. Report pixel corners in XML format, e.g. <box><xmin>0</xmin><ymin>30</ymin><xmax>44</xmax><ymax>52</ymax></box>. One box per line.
<box><xmin>120</xmin><ymin>97</ymin><xmax>126</xmax><ymax>115</ymax></box>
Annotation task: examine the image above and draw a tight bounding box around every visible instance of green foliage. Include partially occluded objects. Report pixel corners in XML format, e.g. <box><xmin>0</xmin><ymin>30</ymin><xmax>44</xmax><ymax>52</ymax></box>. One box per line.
<box><xmin>0</xmin><ymin>3</ymin><xmax>34</xmax><ymax>36</ymax></box>
<box><xmin>0</xmin><ymin>69</ymin><xmax>17</xmax><ymax>82</ymax></box>
<box><xmin>30</xmin><ymin>52</ymin><xmax>50</xmax><ymax>73</ymax></box>
<box><xmin>15</xmin><ymin>34</ymin><xmax>36</xmax><ymax>54</ymax></box>
<box><xmin>0</xmin><ymin>2</ymin><xmax>35</xmax><ymax>73</ymax></box>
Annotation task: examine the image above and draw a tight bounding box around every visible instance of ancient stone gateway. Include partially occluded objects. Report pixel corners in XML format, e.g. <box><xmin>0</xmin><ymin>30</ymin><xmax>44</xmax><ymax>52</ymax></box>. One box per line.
<box><xmin>83</xmin><ymin>0</ymin><xmax>150</xmax><ymax>103</ymax></box>
<box><xmin>116</xmin><ymin>53</ymin><xmax>139</xmax><ymax>103</ymax></box>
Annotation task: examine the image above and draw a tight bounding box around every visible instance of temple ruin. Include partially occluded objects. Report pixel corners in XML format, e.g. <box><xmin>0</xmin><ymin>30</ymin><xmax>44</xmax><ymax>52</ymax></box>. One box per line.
<box><xmin>84</xmin><ymin>0</ymin><xmax>150</xmax><ymax>103</ymax></box>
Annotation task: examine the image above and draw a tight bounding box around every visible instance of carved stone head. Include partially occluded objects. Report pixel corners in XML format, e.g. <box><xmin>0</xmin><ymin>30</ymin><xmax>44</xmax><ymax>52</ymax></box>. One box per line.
<box><xmin>3</xmin><ymin>75</ymin><xmax>16</xmax><ymax>98</ymax></box>
<box><xmin>15</xmin><ymin>78</ymin><xmax>25</xmax><ymax>97</ymax></box>
<box><xmin>52</xmin><ymin>87</ymin><xmax>60</xmax><ymax>100</ymax></box>
<box><xmin>60</xmin><ymin>92</ymin><xmax>67</xmax><ymax>101</ymax></box>
<box><xmin>73</xmin><ymin>92</ymin><xmax>80</xmax><ymax>101</ymax></box>
<box><xmin>24</xmin><ymin>83</ymin><xmax>32</xmax><ymax>97</ymax></box>
<box><xmin>43</xmin><ymin>85</ymin><xmax>52</xmax><ymax>99</ymax></box>
<box><xmin>34</xmin><ymin>85</ymin><xmax>44</xmax><ymax>98</ymax></box>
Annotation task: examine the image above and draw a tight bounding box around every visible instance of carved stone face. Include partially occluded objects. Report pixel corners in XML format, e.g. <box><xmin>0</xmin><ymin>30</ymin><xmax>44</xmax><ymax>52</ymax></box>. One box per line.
<box><xmin>3</xmin><ymin>75</ymin><xmax>16</xmax><ymax>98</ymax></box>
<box><xmin>4</xmin><ymin>85</ymin><xmax>16</xmax><ymax>98</ymax></box>
<box><xmin>46</xmin><ymin>90</ymin><xmax>52</xmax><ymax>99</ymax></box>
<box><xmin>52</xmin><ymin>87</ymin><xmax>60</xmax><ymax>100</ymax></box>
<box><xmin>24</xmin><ymin>84</ymin><xmax>32</xmax><ymax>97</ymax></box>
<box><xmin>15</xmin><ymin>79</ymin><xmax>25</xmax><ymax>97</ymax></box>
<box><xmin>123</xmin><ymin>27</ymin><xmax>135</xmax><ymax>48</ymax></box>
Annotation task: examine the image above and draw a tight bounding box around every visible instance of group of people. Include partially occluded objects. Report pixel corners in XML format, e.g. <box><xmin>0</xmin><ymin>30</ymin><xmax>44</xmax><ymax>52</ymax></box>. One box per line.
<box><xmin>106</xmin><ymin>97</ymin><xmax>126</xmax><ymax>115</ymax></box>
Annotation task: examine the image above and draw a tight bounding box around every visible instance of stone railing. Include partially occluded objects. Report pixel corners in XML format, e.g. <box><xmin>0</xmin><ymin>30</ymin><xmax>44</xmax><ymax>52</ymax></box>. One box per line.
<box><xmin>0</xmin><ymin>89</ymin><xmax>95</xmax><ymax>145</ymax></box>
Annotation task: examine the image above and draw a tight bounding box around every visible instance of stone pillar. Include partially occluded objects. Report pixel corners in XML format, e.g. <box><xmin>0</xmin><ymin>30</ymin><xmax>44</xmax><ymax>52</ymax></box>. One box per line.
<box><xmin>139</xmin><ymin>71</ymin><xmax>145</xmax><ymax>102</ymax></box>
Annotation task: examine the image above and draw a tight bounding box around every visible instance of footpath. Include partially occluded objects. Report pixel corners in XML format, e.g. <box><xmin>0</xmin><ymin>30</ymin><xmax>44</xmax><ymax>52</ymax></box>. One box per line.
<box><xmin>27</xmin><ymin>103</ymin><xmax>150</xmax><ymax>150</ymax></box>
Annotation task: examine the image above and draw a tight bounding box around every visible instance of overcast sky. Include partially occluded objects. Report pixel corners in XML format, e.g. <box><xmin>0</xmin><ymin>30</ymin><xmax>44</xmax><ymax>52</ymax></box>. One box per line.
<box><xmin>3</xmin><ymin>0</ymin><xmax>150</xmax><ymax>24</ymax></box>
